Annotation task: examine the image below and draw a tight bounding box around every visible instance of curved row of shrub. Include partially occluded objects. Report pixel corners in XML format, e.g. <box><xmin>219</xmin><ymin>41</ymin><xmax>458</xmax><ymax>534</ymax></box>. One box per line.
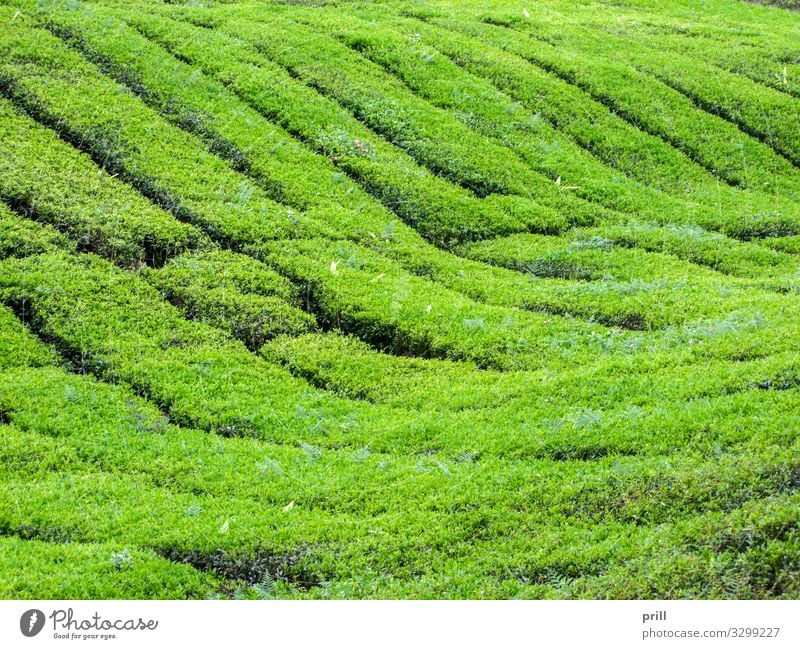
<box><xmin>425</xmin><ymin>15</ymin><xmax>800</xmax><ymax>222</ymax></box>
<box><xmin>532</xmin><ymin>16</ymin><xmax>800</xmax><ymax>166</ymax></box>
<box><xmin>0</xmin><ymin>97</ymin><xmax>207</xmax><ymax>266</ymax></box>
<box><xmin>575</xmin><ymin>21</ymin><xmax>800</xmax><ymax>100</ymax></box>
<box><xmin>0</xmin><ymin>13</ymin><xmax>334</xmax><ymax>249</ymax></box>
<box><xmin>2</xmin><ymin>362</ymin><xmax>799</xmax><ymax>597</ymax></box>
<box><xmin>103</xmin><ymin>6</ymin><xmax>558</xmax><ymax>247</ymax></box>
<box><xmin>306</xmin><ymin>11</ymin><xmax>720</xmax><ymax>225</ymax></box>
<box><xmin>144</xmin><ymin>252</ymin><xmax>317</xmax><ymax>351</ymax></box>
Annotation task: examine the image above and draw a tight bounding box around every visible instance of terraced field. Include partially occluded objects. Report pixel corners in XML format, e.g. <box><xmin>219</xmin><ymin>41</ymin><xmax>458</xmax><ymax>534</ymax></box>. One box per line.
<box><xmin>1</xmin><ymin>0</ymin><xmax>799</xmax><ymax>599</ymax></box>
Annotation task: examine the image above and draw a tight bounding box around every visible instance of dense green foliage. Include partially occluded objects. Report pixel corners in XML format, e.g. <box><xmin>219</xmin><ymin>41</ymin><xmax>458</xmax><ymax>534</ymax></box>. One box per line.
<box><xmin>0</xmin><ymin>0</ymin><xmax>798</xmax><ymax>599</ymax></box>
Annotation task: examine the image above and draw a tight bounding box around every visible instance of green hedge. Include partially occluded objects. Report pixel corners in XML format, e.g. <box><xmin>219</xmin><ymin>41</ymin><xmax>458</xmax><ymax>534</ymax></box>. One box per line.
<box><xmin>0</xmin><ymin>14</ymin><xmax>334</xmax><ymax>249</ymax></box>
<box><xmin>144</xmin><ymin>251</ymin><xmax>317</xmax><ymax>349</ymax></box>
<box><xmin>0</xmin><ymin>96</ymin><xmax>207</xmax><ymax>266</ymax></box>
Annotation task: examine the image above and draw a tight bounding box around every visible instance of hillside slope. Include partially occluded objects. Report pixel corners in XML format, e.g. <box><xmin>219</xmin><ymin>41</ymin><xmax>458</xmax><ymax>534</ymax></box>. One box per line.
<box><xmin>0</xmin><ymin>0</ymin><xmax>798</xmax><ymax>599</ymax></box>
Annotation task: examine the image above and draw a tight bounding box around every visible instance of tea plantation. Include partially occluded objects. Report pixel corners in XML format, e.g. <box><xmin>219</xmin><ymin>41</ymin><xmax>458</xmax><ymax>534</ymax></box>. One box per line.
<box><xmin>0</xmin><ymin>0</ymin><xmax>799</xmax><ymax>599</ymax></box>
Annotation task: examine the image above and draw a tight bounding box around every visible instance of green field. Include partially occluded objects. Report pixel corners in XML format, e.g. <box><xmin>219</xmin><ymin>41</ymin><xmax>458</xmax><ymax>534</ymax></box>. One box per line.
<box><xmin>0</xmin><ymin>0</ymin><xmax>799</xmax><ymax>599</ymax></box>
